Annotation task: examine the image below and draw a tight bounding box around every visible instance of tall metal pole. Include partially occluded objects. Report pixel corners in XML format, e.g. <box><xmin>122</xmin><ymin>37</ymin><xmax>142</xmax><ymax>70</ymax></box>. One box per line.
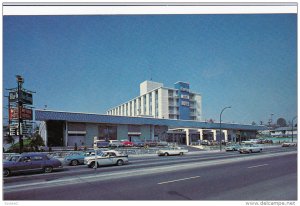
<box><xmin>8</xmin><ymin>95</ymin><xmax>11</xmax><ymax>136</ymax></box>
<box><xmin>16</xmin><ymin>75</ymin><xmax>24</xmax><ymax>154</ymax></box>
<box><xmin>292</xmin><ymin>116</ymin><xmax>297</xmax><ymax>142</ymax></box>
<box><xmin>219</xmin><ymin>106</ymin><xmax>231</xmax><ymax>151</ymax></box>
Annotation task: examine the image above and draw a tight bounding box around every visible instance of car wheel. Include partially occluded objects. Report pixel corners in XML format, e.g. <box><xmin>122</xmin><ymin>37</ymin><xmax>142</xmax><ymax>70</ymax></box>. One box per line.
<box><xmin>3</xmin><ymin>169</ymin><xmax>10</xmax><ymax>177</ymax></box>
<box><xmin>116</xmin><ymin>159</ymin><xmax>124</xmax><ymax>166</ymax></box>
<box><xmin>90</xmin><ymin>161</ymin><xmax>96</xmax><ymax>168</ymax></box>
<box><xmin>44</xmin><ymin>166</ymin><xmax>53</xmax><ymax>173</ymax></box>
<box><xmin>249</xmin><ymin>150</ymin><xmax>253</xmax><ymax>153</ymax></box>
<box><xmin>179</xmin><ymin>152</ymin><xmax>183</xmax><ymax>156</ymax></box>
<box><xmin>71</xmin><ymin>160</ymin><xmax>79</xmax><ymax>166</ymax></box>
<box><xmin>164</xmin><ymin>153</ymin><xmax>169</xmax><ymax>156</ymax></box>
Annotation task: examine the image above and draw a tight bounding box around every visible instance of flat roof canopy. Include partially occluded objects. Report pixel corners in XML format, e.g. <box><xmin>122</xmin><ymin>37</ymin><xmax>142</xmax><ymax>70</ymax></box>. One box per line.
<box><xmin>35</xmin><ymin>110</ymin><xmax>266</xmax><ymax>131</ymax></box>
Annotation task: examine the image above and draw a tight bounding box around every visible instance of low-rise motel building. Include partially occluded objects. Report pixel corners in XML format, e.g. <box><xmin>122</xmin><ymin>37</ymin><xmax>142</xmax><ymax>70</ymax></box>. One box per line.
<box><xmin>36</xmin><ymin>110</ymin><xmax>265</xmax><ymax>148</ymax></box>
<box><xmin>36</xmin><ymin>80</ymin><xmax>265</xmax><ymax>148</ymax></box>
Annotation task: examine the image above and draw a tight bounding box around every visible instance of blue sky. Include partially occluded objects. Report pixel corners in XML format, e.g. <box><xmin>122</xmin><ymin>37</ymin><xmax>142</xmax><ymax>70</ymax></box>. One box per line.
<box><xmin>3</xmin><ymin>14</ymin><xmax>297</xmax><ymax>125</ymax></box>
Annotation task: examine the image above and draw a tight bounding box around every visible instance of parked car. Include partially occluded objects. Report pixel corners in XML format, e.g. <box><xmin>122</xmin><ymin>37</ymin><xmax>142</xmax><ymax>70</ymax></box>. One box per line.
<box><xmin>4</xmin><ymin>154</ymin><xmax>21</xmax><ymax>162</ymax></box>
<box><xmin>121</xmin><ymin>140</ymin><xmax>134</xmax><ymax>147</ymax></box>
<box><xmin>144</xmin><ymin>141</ymin><xmax>157</xmax><ymax>147</ymax></box>
<box><xmin>64</xmin><ymin>150</ymin><xmax>95</xmax><ymax>166</ymax></box>
<box><xmin>157</xmin><ymin>141</ymin><xmax>168</xmax><ymax>147</ymax></box>
<box><xmin>3</xmin><ymin>153</ymin><xmax>63</xmax><ymax>177</ymax></box>
<box><xmin>109</xmin><ymin>140</ymin><xmax>123</xmax><ymax>148</ymax></box>
<box><xmin>84</xmin><ymin>150</ymin><xmax>129</xmax><ymax>168</ymax></box>
<box><xmin>242</xmin><ymin>139</ymin><xmax>259</xmax><ymax>144</ymax></box>
<box><xmin>157</xmin><ymin>147</ymin><xmax>189</xmax><ymax>156</ymax></box>
<box><xmin>132</xmin><ymin>140</ymin><xmax>145</xmax><ymax>147</ymax></box>
<box><xmin>94</xmin><ymin>140</ymin><xmax>110</xmax><ymax>148</ymax></box>
<box><xmin>239</xmin><ymin>144</ymin><xmax>262</xmax><ymax>154</ymax></box>
<box><xmin>225</xmin><ymin>144</ymin><xmax>241</xmax><ymax>151</ymax></box>
<box><xmin>282</xmin><ymin>142</ymin><xmax>297</xmax><ymax>147</ymax></box>
<box><xmin>200</xmin><ymin>140</ymin><xmax>210</xmax><ymax>145</ymax></box>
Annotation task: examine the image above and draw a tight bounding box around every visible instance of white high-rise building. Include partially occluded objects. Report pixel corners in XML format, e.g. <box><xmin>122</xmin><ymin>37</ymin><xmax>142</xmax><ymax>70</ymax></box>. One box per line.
<box><xmin>106</xmin><ymin>80</ymin><xmax>202</xmax><ymax>121</ymax></box>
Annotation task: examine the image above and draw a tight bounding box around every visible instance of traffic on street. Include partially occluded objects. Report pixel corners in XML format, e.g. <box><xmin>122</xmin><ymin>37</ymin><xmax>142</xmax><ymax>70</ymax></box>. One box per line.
<box><xmin>3</xmin><ymin>145</ymin><xmax>297</xmax><ymax>200</ymax></box>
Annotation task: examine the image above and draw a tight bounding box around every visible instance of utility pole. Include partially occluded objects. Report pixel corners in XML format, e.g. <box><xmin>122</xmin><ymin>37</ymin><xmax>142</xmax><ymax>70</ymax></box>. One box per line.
<box><xmin>16</xmin><ymin>75</ymin><xmax>24</xmax><ymax>153</ymax></box>
<box><xmin>6</xmin><ymin>75</ymin><xmax>34</xmax><ymax>154</ymax></box>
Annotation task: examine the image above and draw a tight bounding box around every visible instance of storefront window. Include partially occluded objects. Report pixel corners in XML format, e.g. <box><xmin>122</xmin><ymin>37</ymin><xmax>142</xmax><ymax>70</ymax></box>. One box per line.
<box><xmin>98</xmin><ymin>125</ymin><xmax>117</xmax><ymax>140</ymax></box>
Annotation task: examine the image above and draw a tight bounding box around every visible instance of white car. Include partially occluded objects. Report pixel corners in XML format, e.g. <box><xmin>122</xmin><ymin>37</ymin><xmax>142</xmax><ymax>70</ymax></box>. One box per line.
<box><xmin>109</xmin><ymin>140</ymin><xmax>123</xmax><ymax>147</ymax></box>
<box><xmin>282</xmin><ymin>142</ymin><xmax>297</xmax><ymax>147</ymax></box>
<box><xmin>225</xmin><ymin>144</ymin><xmax>241</xmax><ymax>151</ymax></box>
<box><xmin>239</xmin><ymin>144</ymin><xmax>262</xmax><ymax>154</ymax></box>
<box><xmin>157</xmin><ymin>147</ymin><xmax>189</xmax><ymax>156</ymax></box>
<box><xmin>84</xmin><ymin>150</ymin><xmax>128</xmax><ymax>168</ymax></box>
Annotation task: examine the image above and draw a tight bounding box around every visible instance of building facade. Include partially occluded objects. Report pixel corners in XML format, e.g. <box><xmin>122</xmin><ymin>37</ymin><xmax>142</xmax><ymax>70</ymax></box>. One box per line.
<box><xmin>106</xmin><ymin>80</ymin><xmax>202</xmax><ymax>121</ymax></box>
<box><xmin>36</xmin><ymin>110</ymin><xmax>265</xmax><ymax>147</ymax></box>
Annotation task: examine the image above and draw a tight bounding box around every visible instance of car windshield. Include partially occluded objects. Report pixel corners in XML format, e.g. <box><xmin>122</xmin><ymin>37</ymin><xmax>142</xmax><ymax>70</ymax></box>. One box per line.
<box><xmin>68</xmin><ymin>152</ymin><xmax>84</xmax><ymax>156</ymax></box>
<box><xmin>83</xmin><ymin>151</ymin><xmax>95</xmax><ymax>156</ymax></box>
<box><xmin>8</xmin><ymin>155</ymin><xmax>20</xmax><ymax>161</ymax></box>
<box><xmin>96</xmin><ymin>150</ymin><xmax>105</xmax><ymax>156</ymax></box>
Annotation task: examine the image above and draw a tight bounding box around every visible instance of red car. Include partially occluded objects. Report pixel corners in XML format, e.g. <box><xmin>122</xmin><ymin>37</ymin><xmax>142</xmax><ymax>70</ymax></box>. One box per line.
<box><xmin>121</xmin><ymin>140</ymin><xmax>134</xmax><ymax>147</ymax></box>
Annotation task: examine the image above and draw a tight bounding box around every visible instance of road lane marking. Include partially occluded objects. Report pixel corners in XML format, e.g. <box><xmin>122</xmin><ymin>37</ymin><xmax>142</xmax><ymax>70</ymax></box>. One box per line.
<box><xmin>247</xmin><ymin>164</ymin><xmax>269</xmax><ymax>169</ymax></box>
<box><xmin>4</xmin><ymin>151</ymin><xmax>295</xmax><ymax>192</ymax></box>
<box><xmin>158</xmin><ymin>176</ymin><xmax>200</xmax><ymax>185</ymax></box>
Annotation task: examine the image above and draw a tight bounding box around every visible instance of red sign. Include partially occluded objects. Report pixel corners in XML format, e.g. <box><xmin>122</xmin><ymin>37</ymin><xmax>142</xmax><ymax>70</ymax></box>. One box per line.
<box><xmin>9</xmin><ymin>107</ymin><xmax>32</xmax><ymax>120</ymax></box>
<box><xmin>9</xmin><ymin>108</ymin><xmax>18</xmax><ymax>120</ymax></box>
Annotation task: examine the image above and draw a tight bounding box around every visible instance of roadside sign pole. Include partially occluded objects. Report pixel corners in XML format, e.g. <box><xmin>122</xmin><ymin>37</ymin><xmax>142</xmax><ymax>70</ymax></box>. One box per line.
<box><xmin>94</xmin><ymin>136</ymin><xmax>98</xmax><ymax>172</ymax></box>
<box><xmin>16</xmin><ymin>75</ymin><xmax>24</xmax><ymax>154</ymax></box>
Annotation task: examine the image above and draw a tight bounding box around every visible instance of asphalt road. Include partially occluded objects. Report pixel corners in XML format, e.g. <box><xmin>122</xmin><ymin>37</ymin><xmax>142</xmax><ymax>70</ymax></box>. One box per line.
<box><xmin>3</xmin><ymin>146</ymin><xmax>297</xmax><ymax>200</ymax></box>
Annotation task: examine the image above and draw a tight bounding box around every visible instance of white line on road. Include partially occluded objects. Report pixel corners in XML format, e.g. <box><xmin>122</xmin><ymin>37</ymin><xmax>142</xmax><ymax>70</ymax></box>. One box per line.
<box><xmin>247</xmin><ymin>164</ymin><xmax>269</xmax><ymax>169</ymax></box>
<box><xmin>4</xmin><ymin>151</ymin><xmax>295</xmax><ymax>192</ymax></box>
<box><xmin>158</xmin><ymin>176</ymin><xmax>200</xmax><ymax>185</ymax></box>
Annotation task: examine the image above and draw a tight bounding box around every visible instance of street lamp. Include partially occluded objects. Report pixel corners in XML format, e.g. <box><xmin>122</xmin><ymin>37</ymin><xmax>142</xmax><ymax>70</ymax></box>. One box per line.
<box><xmin>291</xmin><ymin>116</ymin><xmax>297</xmax><ymax>142</ymax></box>
<box><xmin>220</xmin><ymin>106</ymin><xmax>231</xmax><ymax>151</ymax></box>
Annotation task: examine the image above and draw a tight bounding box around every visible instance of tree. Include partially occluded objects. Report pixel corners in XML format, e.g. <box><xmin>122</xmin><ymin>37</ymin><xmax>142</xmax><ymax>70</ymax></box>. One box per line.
<box><xmin>5</xmin><ymin>135</ymin><xmax>15</xmax><ymax>145</ymax></box>
<box><xmin>277</xmin><ymin>118</ymin><xmax>287</xmax><ymax>127</ymax></box>
<box><xmin>30</xmin><ymin>131</ymin><xmax>45</xmax><ymax>151</ymax></box>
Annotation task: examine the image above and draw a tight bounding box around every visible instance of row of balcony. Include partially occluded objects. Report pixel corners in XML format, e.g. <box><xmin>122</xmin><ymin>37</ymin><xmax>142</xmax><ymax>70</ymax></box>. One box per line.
<box><xmin>168</xmin><ymin>95</ymin><xmax>197</xmax><ymax>102</ymax></box>
<box><xmin>169</xmin><ymin>103</ymin><xmax>197</xmax><ymax>108</ymax></box>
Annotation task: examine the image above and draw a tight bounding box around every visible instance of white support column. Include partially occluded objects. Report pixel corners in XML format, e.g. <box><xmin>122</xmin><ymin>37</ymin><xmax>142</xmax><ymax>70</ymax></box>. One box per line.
<box><xmin>198</xmin><ymin>129</ymin><xmax>203</xmax><ymax>140</ymax></box>
<box><xmin>212</xmin><ymin>130</ymin><xmax>217</xmax><ymax>141</ymax></box>
<box><xmin>223</xmin><ymin>130</ymin><xmax>228</xmax><ymax>142</ymax></box>
<box><xmin>128</xmin><ymin>103</ymin><xmax>131</xmax><ymax>116</ymax></box>
<box><xmin>185</xmin><ymin>129</ymin><xmax>190</xmax><ymax>146</ymax></box>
